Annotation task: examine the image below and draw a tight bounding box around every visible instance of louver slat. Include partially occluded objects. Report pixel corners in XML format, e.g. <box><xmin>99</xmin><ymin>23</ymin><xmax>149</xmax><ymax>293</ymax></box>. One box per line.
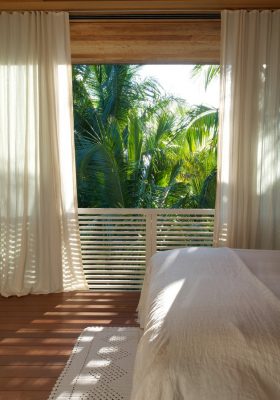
<box><xmin>79</xmin><ymin>209</ymin><xmax>215</xmax><ymax>291</ymax></box>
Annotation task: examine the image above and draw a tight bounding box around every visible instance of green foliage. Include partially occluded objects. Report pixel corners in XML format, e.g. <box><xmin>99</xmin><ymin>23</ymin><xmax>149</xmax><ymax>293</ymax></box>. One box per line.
<box><xmin>191</xmin><ymin>65</ymin><xmax>220</xmax><ymax>90</ymax></box>
<box><xmin>73</xmin><ymin>64</ymin><xmax>219</xmax><ymax>209</ymax></box>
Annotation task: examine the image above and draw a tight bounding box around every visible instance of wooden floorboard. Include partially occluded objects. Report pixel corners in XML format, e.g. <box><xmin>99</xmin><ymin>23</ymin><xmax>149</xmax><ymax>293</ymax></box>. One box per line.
<box><xmin>0</xmin><ymin>291</ymin><xmax>140</xmax><ymax>400</ymax></box>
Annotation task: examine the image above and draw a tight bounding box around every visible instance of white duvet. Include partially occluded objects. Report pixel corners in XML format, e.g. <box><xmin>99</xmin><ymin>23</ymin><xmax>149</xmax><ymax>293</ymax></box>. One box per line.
<box><xmin>131</xmin><ymin>247</ymin><xmax>280</xmax><ymax>400</ymax></box>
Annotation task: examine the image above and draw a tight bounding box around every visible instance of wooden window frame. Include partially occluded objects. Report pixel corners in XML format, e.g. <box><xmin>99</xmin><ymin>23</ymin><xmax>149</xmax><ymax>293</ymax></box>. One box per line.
<box><xmin>70</xmin><ymin>18</ymin><xmax>221</xmax><ymax>64</ymax></box>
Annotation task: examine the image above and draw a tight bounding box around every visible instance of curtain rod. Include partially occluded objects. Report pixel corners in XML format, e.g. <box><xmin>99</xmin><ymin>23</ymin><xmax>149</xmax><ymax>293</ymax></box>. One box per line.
<box><xmin>69</xmin><ymin>13</ymin><xmax>221</xmax><ymax>21</ymax></box>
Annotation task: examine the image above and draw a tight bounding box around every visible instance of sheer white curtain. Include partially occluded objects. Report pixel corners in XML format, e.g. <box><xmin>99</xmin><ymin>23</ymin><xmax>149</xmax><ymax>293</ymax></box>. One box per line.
<box><xmin>214</xmin><ymin>10</ymin><xmax>280</xmax><ymax>250</ymax></box>
<box><xmin>0</xmin><ymin>12</ymin><xmax>88</xmax><ymax>296</ymax></box>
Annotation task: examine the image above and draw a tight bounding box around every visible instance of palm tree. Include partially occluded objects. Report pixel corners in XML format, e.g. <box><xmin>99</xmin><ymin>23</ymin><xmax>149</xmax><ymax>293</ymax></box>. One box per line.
<box><xmin>73</xmin><ymin>64</ymin><xmax>219</xmax><ymax>209</ymax></box>
<box><xmin>73</xmin><ymin>64</ymin><xmax>161</xmax><ymax>207</ymax></box>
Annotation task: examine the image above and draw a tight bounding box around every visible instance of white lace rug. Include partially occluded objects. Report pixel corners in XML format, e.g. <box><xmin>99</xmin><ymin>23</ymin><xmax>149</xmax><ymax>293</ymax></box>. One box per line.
<box><xmin>49</xmin><ymin>327</ymin><xmax>142</xmax><ymax>400</ymax></box>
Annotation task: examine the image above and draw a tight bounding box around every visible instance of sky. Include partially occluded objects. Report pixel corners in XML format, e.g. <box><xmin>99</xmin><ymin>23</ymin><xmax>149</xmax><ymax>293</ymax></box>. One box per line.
<box><xmin>138</xmin><ymin>65</ymin><xmax>220</xmax><ymax>108</ymax></box>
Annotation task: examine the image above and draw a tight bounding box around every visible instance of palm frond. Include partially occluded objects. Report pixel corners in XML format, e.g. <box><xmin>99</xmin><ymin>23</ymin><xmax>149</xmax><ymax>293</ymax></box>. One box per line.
<box><xmin>191</xmin><ymin>65</ymin><xmax>220</xmax><ymax>90</ymax></box>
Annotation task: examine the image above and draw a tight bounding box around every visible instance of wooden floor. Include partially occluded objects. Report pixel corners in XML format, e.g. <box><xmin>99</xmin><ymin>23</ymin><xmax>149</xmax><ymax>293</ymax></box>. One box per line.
<box><xmin>0</xmin><ymin>291</ymin><xmax>140</xmax><ymax>400</ymax></box>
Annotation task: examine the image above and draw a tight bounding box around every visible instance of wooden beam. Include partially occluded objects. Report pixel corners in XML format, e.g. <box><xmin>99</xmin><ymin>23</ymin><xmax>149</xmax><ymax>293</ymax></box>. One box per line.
<box><xmin>70</xmin><ymin>19</ymin><xmax>221</xmax><ymax>64</ymax></box>
<box><xmin>0</xmin><ymin>1</ymin><xmax>279</xmax><ymax>14</ymax></box>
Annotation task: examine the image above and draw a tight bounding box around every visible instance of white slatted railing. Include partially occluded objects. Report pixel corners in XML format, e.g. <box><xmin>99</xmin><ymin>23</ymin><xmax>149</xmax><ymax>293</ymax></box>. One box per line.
<box><xmin>78</xmin><ymin>208</ymin><xmax>215</xmax><ymax>291</ymax></box>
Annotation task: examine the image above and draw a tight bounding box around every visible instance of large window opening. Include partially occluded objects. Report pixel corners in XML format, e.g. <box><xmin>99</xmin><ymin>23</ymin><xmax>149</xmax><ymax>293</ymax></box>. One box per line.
<box><xmin>73</xmin><ymin>64</ymin><xmax>219</xmax><ymax>290</ymax></box>
<box><xmin>73</xmin><ymin>64</ymin><xmax>220</xmax><ymax>210</ymax></box>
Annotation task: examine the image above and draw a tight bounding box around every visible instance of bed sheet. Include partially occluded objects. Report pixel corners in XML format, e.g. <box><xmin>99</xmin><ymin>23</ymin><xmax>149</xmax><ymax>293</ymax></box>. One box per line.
<box><xmin>132</xmin><ymin>247</ymin><xmax>280</xmax><ymax>400</ymax></box>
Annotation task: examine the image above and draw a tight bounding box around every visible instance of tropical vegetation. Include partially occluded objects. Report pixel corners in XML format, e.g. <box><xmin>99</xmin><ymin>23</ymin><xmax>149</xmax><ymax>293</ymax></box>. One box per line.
<box><xmin>72</xmin><ymin>64</ymin><xmax>219</xmax><ymax>209</ymax></box>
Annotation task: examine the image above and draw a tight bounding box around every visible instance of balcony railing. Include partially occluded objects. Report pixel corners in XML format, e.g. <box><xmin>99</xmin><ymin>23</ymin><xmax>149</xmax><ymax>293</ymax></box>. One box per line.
<box><xmin>78</xmin><ymin>208</ymin><xmax>215</xmax><ymax>291</ymax></box>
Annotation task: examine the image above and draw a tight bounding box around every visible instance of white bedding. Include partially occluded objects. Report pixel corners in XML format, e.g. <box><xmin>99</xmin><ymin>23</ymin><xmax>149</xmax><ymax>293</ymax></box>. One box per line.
<box><xmin>131</xmin><ymin>247</ymin><xmax>280</xmax><ymax>400</ymax></box>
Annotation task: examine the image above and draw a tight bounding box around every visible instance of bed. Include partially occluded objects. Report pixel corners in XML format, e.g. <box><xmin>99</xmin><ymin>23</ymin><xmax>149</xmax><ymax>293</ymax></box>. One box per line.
<box><xmin>131</xmin><ymin>247</ymin><xmax>280</xmax><ymax>400</ymax></box>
